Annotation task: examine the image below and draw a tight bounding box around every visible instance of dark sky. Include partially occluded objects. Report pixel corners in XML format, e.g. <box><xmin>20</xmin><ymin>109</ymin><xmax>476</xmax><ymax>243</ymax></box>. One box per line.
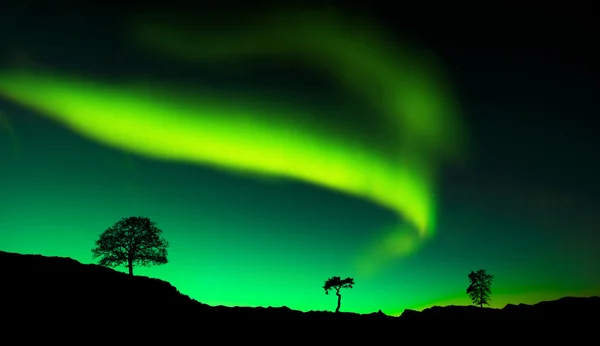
<box><xmin>1</xmin><ymin>1</ymin><xmax>598</xmax><ymax>313</ymax></box>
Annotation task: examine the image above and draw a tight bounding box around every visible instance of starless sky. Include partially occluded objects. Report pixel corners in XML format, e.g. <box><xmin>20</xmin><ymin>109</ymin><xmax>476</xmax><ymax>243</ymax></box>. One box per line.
<box><xmin>1</xmin><ymin>1</ymin><xmax>599</xmax><ymax>315</ymax></box>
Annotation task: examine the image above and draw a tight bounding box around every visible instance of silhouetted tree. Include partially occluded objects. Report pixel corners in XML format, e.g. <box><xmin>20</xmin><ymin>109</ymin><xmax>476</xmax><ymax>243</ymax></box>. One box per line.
<box><xmin>323</xmin><ymin>276</ymin><xmax>355</xmax><ymax>313</ymax></box>
<box><xmin>92</xmin><ymin>216</ymin><xmax>168</xmax><ymax>276</ymax></box>
<box><xmin>466</xmin><ymin>269</ymin><xmax>493</xmax><ymax>307</ymax></box>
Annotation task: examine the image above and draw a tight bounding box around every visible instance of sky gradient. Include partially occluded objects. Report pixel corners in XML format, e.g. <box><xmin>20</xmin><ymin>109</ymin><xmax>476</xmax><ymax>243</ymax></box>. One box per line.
<box><xmin>1</xmin><ymin>2</ymin><xmax>598</xmax><ymax>315</ymax></box>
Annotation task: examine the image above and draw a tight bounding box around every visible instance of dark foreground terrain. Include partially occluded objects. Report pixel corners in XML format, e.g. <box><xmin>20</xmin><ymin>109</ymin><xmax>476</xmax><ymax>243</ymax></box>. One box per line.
<box><xmin>1</xmin><ymin>250</ymin><xmax>598</xmax><ymax>340</ymax></box>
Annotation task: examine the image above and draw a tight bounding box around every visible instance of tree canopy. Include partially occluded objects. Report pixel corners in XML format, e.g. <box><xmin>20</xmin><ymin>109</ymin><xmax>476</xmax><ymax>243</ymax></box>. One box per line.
<box><xmin>466</xmin><ymin>269</ymin><xmax>493</xmax><ymax>308</ymax></box>
<box><xmin>323</xmin><ymin>276</ymin><xmax>355</xmax><ymax>313</ymax></box>
<box><xmin>92</xmin><ymin>216</ymin><xmax>168</xmax><ymax>276</ymax></box>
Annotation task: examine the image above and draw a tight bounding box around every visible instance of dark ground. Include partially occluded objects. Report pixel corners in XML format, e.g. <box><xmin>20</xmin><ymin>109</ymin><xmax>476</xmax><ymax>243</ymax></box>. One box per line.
<box><xmin>1</xmin><ymin>250</ymin><xmax>598</xmax><ymax>342</ymax></box>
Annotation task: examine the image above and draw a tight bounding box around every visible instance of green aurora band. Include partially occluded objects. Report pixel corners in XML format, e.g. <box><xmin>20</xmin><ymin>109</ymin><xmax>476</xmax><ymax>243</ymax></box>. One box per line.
<box><xmin>0</xmin><ymin>9</ymin><xmax>466</xmax><ymax>276</ymax></box>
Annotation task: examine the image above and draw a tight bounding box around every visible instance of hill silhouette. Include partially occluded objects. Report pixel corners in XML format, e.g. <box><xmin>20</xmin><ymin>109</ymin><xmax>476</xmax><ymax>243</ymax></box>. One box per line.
<box><xmin>1</xmin><ymin>250</ymin><xmax>597</xmax><ymax>340</ymax></box>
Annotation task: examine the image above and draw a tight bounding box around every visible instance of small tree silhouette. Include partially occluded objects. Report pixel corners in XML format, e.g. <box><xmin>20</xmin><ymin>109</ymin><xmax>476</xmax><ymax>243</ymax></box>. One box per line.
<box><xmin>92</xmin><ymin>216</ymin><xmax>169</xmax><ymax>276</ymax></box>
<box><xmin>323</xmin><ymin>276</ymin><xmax>355</xmax><ymax>313</ymax></box>
<box><xmin>466</xmin><ymin>269</ymin><xmax>493</xmax><ymax>308</ymax></box>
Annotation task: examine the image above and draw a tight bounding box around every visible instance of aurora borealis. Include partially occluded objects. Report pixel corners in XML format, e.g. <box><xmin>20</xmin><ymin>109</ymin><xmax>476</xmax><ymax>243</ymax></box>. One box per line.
<box><xmin>1</xmin><ymin>2</ymin><xmax>599</xmax><ymax>315</ymax></box>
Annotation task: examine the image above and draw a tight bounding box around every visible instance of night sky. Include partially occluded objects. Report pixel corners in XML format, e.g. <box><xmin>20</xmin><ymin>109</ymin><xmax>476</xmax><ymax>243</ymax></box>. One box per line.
<box><xmin>1</xmin><ymin>2</ymin><xmax>598</xmax><ymax>315</ymax></box>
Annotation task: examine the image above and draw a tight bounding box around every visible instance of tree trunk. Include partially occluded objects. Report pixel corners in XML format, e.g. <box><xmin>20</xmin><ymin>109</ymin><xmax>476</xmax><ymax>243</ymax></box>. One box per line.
<box><xmin>128</xmin><ymin>259</ymin><xmax>134</xmax><ymax>276</ymax></box>
<box><xmin>335</xmin><ymin>290</ymin><xmax>341</xmax><ymax>313</ymax></box>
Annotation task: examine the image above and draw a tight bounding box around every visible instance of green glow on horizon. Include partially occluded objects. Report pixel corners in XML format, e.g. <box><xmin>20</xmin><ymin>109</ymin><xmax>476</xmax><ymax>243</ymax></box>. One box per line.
<box><xmin>395</xmin><ymin>285</ymin><xmax>600</xmax><ymax>316</ymax></box>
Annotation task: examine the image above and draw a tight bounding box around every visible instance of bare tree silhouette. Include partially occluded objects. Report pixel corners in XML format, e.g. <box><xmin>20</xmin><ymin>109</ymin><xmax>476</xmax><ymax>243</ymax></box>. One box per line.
<box><xmin>92</xmin><ymin>216</ymin><xmax>168</xmax><ymax>276</ymax></box>
<box><xmin>323</xmin><ymin>276</ymin><xmax>355</xmax><ymax>313</ymax></box>
<box><xmin>466</xmin><ymin>269</ymin><xmax>493</xmax><ymax>307</ymax></box>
